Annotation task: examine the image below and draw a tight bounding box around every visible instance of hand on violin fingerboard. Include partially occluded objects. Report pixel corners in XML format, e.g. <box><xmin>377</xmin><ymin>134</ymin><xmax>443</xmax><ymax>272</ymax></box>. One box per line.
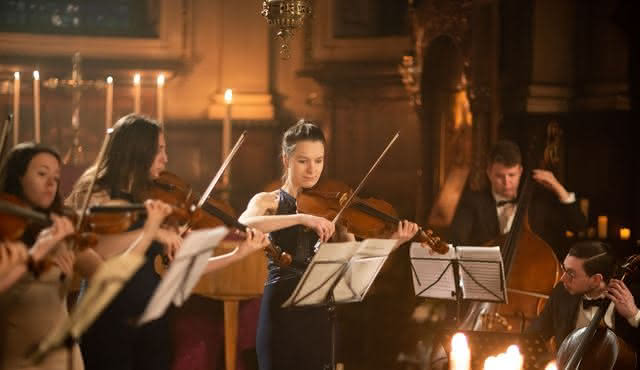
<box><xmin>390</xmin><ymin>220</ymin><xmax>419</xmax><ymax>248</ymax></box>
<box><xmin>0</xmin><ymin>241</ymin><xmax>28</xmax><ymax>277</ymax></box>
<box><xmin>236</xmin><ymin>228</ymin><xmax>270</xmax><ymax>259</ymax></box>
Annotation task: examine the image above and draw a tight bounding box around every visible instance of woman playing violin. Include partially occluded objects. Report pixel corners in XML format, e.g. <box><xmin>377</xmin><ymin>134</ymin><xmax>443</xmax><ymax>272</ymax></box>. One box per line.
<box><xmin>0</xmin><ymin>142</ymin><xmax>169</xmax><ymax>370</ymax></box>
<box><xmin>239</xmin><ymin>120</ymin><xmax>419</xmax><ymax>370</ymax></box>
<box><xmin>66</xmin><ymin>114</ymin><xmax>268</xmax><ymax>370</ymax></box>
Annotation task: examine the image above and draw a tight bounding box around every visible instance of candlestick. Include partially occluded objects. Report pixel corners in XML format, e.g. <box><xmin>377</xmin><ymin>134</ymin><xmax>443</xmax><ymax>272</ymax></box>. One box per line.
<box><xmin>13</xmin><ymin>72</ymin><xmax>20</xmax><ymax>146</ymax></box>
<box><xmin>133</xmin><ymin>73</ymin><xmax>141</xmax><ymax>114</ymax></box>
<box><xmin>156</xmin><ymin>74</ymin><xmax>165</xmax><ymax>123</ymax></box>
<box><xmin>597</xmin><ymin>216</ymin><xmax>608</xmax><ymax>239</ymax></box>
<box><xmin>33</xmin><ymin>70</ymin><xmax>40</xmax><ymax>143</ymax></box>
<box><xmin>106</xmin><ymin>76</ymin><xmax>113</xmax><ymax>129</ymax></box>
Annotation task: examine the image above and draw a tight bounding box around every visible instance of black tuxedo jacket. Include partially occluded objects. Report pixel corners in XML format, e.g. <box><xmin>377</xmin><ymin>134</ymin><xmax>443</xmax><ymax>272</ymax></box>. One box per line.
<box><xmin>447</xmin><ymin>187</ymin><xmax>587</xmax><ymax>260</ymax></box>
<box><xmin>525</xmin><ymin>282</ymin><xmax>640</xmax><ymax>353</ymax></box>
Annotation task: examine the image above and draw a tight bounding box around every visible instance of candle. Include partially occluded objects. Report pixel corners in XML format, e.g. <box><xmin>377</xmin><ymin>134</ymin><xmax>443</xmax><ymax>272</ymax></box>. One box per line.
<box><xmin>13</xmin><ymin>72</ymin><xmax>20</xmax><ymax>146</ymax></box>
<box><xmin>105</xmin><ymin>76</ymin><xmax>113</xmax><ymax>129</ymax></box>
<box><xmin>544</xmin><ymin>361</ymin><xmax>558</xmax><ymax>370</ymax></box>
<box><xmin>597</xmin><ymin>216</ymin><xmax>608</xmax><ymax>239</ymax></box>
<box><xmin>156</xmin><ymin>74</ymin><xmax>165</xmax><ymax>123</ymax></box>
<box><xmin>221</xmin><ymin>89</ymin><xmax>233</xmax><ymax>193</ymax></box>
<box><xmin>33</xmin><ymin>71</ymin><xmax>40</xmax><ymax>143</ymax></box>
<box><xmin>450</xmin><ymin>333</ymin><xmax>470</xmax><ymax>370</ymax></box>
<box><xmin>133</xmin><ymin>73</ymin><xmax>141</xmax><ymax>114</ymax></box>
<box><xmin>579</xmin><ymin>198</ymin><xmax>589</xmax><ymax>219</ymax></box>
<box><xmin>482</xmin><ymin>345</ymin><xmax>523</xmax><ymax>370</ymax></box>
<box><xmin>620</xmin><ymin>227</ymin><xmax>631</xmax><ymax>240</ymax></box>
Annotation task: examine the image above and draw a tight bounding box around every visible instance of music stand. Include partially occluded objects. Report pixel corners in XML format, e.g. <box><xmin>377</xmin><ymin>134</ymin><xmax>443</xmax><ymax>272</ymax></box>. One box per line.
<box><xmin>138</xmin><ymin>226</ymin><xmax>229</xmax><ymax>325</ymax></box>
<box><xmin>31</xmin><ymin>253</ymin><xmax>145</xmax><ymax>369</ymax></box>
<box><xmin>283</xmin><ymin>238</ymin><xmax>398</xmax><ymax>370</ymax></box>
<box><xmin>409</xmin><ymin>244</ymin><xmax>507</xmax><ymax>325</ymax></box>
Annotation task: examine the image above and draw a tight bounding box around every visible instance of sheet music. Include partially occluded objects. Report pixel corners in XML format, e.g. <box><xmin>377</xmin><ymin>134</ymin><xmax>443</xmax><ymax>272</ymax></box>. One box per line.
<box><xmin>282</xmin><ymin>239</ymin><xmax>397</xmax><ymax>307</ymax></box>
<box><xmin>410</xmin><ymin>243</ymin><xmax>457</xmax><ymax>300</ymax></box>
<box><xmin>457</xmin><ymin>246</ymin><xmax>506</xmax><ymax>302</ymax></box>
<box><xmin>333</xmin><ymin>239</ymin><xmax>397</xmax><ymax>302</ymax></box>
<box><xmin>139</xmin><ymin>226</ymin><xmax>229</xmax><ymax>324</ymax></box>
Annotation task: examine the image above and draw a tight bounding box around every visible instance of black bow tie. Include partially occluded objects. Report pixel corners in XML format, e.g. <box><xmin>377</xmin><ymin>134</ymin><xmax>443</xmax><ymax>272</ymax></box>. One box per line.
<box><xmin>496</xmin><ymin>198</ymin><xmax>517</xmax><ymax>207</ymax></box>
<box><xmin>582</xmin><ymin>297</ymin><xmax>608</xmax><ymax>309</ymax></box>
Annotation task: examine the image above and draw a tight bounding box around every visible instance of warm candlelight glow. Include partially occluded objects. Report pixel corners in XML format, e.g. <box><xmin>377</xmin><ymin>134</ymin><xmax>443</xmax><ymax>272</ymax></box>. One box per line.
<box><xmin>133</xmin><ymin>73</ymin><xmax>141</xmax><ymax>85</ymax></box>
<box><xmin>33</xmin><ymin>70</ymin><xmax>40</xmax><ymax>143</ymax></box>
<box><xmin>105</xmin><ymin>76</ymin><xmax>114</xmax><ymax>129</ymax></box>
<box><xmin>13</xmin><ymin>72</ymin><xmax>20</xmax><ymax>146</ymax></box>
<box><xmin>597</xmin><ymin>216</ymin><xmax>608</xmax><ymax>239</ymax></box>
<box><xmin>544</xmin><ymin>361</ymin><xmax>558</xmax><ymax>370</ymax></box>
<box><xmin>620</xmin><ymin>227</ymin><xmax>631</xmax><ymax>240</ymax></box>
<box><xmin>482</xmin><ymin>345</ymin><xmax>523</xmax><ymax>370</ymax></box>
<box><xmin>450</xmin><ymin>333</ymin><xmax>470</xmax><ymax>370</ymax></box>
<box><xmin>224</xmin><ymin>88</ymin><xmax>233</xmax><ymax>104</ymax></box>
<box><xmin>157</xmin><ymin>74</ymin><xmax>165</xmax><ymax>87</ymax></box>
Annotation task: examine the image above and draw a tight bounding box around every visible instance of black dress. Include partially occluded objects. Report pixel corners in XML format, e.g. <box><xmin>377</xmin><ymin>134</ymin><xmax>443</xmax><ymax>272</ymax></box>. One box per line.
<box><xmin>80</xmin><ymin>192</ymin><xmax>171</xmax><ymax>370</ymax></box>
<box><xmin>256</xmin><ymin>189</ymin><xmax>331</xmax><ymax>370</ymax></box>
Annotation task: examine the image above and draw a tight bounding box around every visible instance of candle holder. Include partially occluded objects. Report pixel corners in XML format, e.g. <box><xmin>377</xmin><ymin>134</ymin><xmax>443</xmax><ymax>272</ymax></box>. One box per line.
<box><xmin>261</xmin><ymin>0</ymin><xmax>312</xmax><ymax>59</ymax></box>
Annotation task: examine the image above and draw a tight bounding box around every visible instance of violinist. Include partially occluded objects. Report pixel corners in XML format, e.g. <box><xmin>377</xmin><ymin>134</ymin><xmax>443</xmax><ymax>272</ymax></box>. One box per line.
<box><xmin>0</xmin><ymin>241</ymin><xmax>28</xmax><ymax>292</ymax></box>
<box><xmin>0</xmin><ymin>142</ymin><xmax>141</xmax><ymax>370</ymax></box>
<box><xmin>66</xmin><ymin>114</ymin><xmax>268</xmax><ymax>370</ymax></box>
<box><xmin>239</xmin><ymin>120</ymin><xmax>419</xmax><ymax>370</ymax></box>
<box><xmin>525</xmin><ymin>241</ymin><xmax>640</xmax><ymax>360</ymax></box>
<box><xmin>448</xmin><ymin>139</ymin><xmax>586</xmax><ymax>260</ymax></box>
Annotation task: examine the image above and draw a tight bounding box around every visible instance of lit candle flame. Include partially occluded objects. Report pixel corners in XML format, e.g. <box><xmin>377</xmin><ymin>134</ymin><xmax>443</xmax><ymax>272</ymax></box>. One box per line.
<box><xmin>157</xmin><ymin>74</ymin><xmax>165</xmax><ymax>87</ymax></box>
<box><xmin>544</xmin><ymin>361</ymin><xmax>558</xmax><ymax>370</ymax></box>
<box><xmin>33</xmin><ymin>71</ymin><xmax>39</xmax><ymax>80</ymax></box>
<box><xmin>133</xmin><ymin>73</ymin><xmax>141</xmax><ymax>85</ymax></box>
<box><xmin>450</xmin><ymin>333</ymin><xmax>470</xmax><ymax>370</ymax></box>
<box><xmin>224</xmin><ymin>88</ymin><xmax>233</xmax><ymax>104</ymax></box>
<box><xmin>107</xmin><ymin>76</ymin><xmax>113</xmax><ymax>84</ymax></box>
<box><xmin>14</xmin><ymin>71</ymin><xmax>20</xmax><ymax>80</ymax></box>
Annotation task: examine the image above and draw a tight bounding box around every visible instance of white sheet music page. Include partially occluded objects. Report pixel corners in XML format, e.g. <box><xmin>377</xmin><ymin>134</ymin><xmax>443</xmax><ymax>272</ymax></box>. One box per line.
<box><xmin>456</xmin><ymin>246</ymin><xmax>506</xmax><ymax>302</ymax></box>
<box><xmin>332</xmin><ymin>238</ymin><xmax>397</xmax><ymax>302</ymax></box>
<box><xmin>282</xmin><ymin>241</ymin><xmax>360</xmax><ymax>307</ymax></box>
<box><xmin>139</xmin><ymin>226</ymin><xmax>229</xmax><ymax>325</ymax></box>
<box><xmin>409</xmin><ymin>243</ymin><xmax>457</xmax><ymax>300</ymax></box>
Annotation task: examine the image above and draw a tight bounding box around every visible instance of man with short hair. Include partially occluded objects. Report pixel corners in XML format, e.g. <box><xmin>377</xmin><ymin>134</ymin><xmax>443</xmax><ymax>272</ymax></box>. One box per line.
<box><xmin>526</xmin><ymin>240</ymin><xmax>640</xmax><ymax>355</ymax></box>
<box><xmin>448</xmin><ymin>140</ymin><xmax>586</xmax><ymax>260</ymax></box>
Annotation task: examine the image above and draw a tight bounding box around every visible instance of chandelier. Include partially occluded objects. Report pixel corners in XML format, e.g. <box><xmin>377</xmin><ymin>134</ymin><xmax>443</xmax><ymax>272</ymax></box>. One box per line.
<box><xmin>261</xmin><ymin>0</ymin><xmax>312</xmax><ymax>59</ymax></box>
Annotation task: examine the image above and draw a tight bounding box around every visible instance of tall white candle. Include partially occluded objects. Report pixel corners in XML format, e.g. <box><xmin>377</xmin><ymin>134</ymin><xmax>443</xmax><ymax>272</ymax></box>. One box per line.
<box><xmin>156</xmin><ymin>74</ymin><xmax>165</xmax><ymax>123</ymax></box>
<box><xmin>33</xmin><ymin>71</ymin><xmax>40</xmax><ymax>143</ymax></box>
<box><xmin>222</xmin><ymin>89</ymin><xmax>233</xmax><ymax>191</ymax></box>
<box><xmin>450</xmin><ymin>333</ymin><xmax>470</xmax><ymax>370</ymax></box>
<box><xmin>13</xmin><ymin>72</ymin><xmax>20</xmax><ymax>146</ymax></box>
<box><xmin>105</xmin><ymin>76</ymin><xmax>113</xmax><ymax>129</ymax></box>
<box><xmin>133</xmin><ymin>73</ymin><xmax>141</xmax><ymax>114</ymax></box>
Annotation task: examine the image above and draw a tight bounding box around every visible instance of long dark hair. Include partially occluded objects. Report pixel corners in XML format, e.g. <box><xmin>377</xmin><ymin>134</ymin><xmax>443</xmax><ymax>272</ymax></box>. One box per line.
<box><xmin>70</xmin><ymin>114</ymin><xmax>162</xmax><ymax>202</ymax></box>
<box><xmin>280</xmin><ymin>119</ymin><xmax>326</xmax><ymax>182</ymax></box>
<box><xmin>0</xmin><ymin>142</ymin><xmax>63</xmax><ymax>213</ymax></box>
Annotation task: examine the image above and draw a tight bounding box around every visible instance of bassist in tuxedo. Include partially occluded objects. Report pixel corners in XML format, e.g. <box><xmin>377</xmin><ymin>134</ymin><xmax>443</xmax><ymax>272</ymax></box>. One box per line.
<box><xmin>448</xmin><ymin>140</ymin><xmax>587</xmax><ymax>260</ymax></box>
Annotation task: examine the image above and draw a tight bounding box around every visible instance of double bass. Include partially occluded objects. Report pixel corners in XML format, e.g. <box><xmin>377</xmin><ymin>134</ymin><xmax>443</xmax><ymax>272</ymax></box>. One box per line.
<box><xmin>460</xmin><ymin>123</ymin><xmax>563</xmax><ymax>332</ymax></box>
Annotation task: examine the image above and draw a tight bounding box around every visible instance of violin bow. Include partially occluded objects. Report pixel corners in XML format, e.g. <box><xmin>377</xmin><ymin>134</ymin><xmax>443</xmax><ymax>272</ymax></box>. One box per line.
<box><xmin>0</xmin><ymin>115</ymin><xmax>12</xmax><ymax>163</ymax></box>
<box><xmin>196</xmin><ymin>130</ymin><xmax>247</xmax><ymax>208</ymax></box>
<box><xmin>75</xmin><ymin>128</ymin><xmax>114</xmax><ymax>232</ymax></box>
<box><xmin>312</xmin><ymin>132</ymin><xmax>400</xmax><ymax>252</ymax></box>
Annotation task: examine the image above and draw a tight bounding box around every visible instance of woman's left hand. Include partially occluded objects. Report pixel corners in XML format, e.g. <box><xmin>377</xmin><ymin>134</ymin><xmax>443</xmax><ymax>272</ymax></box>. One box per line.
<box><xmin>390</xmin><ymin>220</ymin><xmax>419</xmax><ymax>244</ymax></box>
<box><xmin>237</xmin><ymin>228</ymin><xmax>270</xmax><ymax>259</ymax></box>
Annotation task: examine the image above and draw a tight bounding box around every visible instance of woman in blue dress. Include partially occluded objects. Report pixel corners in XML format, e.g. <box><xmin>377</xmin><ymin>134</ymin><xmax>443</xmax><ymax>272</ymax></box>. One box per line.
<box><xmin>239</xmin><ymin>120</ymin><xmax>419</xmax><ymax>370</ymax></box>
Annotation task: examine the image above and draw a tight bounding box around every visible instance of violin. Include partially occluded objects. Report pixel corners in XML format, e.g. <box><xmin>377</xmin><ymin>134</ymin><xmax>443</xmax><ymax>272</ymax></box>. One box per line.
<box><xmin>296</xmin><ymin>179</ymin><xmax>449</xmax><ymax>254</ymax></box>
<box><xmin>142</xmin><ymin>171</ymin><xmax>292</xmax><ymax>267</ymax></box>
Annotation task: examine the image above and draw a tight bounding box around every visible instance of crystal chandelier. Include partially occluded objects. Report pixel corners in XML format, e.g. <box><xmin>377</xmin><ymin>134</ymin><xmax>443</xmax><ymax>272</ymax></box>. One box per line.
<box><xmin>261</xmin><ymin>0</ymin><xmax>312</xmax><ymax>59</ymax></box>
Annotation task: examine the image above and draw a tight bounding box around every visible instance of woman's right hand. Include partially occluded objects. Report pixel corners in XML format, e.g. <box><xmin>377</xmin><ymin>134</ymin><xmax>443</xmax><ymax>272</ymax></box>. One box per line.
<box><xmin>299</xmin><ymin>214</ymin><xmax>335</xmax><ymax>242</ymax></box>
<box><xmin>142</xmin><ymin>199</ymin><xmax>182</xmax><ymax>261</ymax></box>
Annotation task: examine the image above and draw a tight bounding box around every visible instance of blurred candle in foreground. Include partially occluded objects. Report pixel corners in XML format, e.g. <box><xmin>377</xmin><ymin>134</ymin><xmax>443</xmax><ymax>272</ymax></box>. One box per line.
<box><xmin>450</xmin><ymin>333</ymin><xmax>470</xmax><ymax>370</ymax></box>
<box><xmin>483</xmin><ymin>345</ymin><xmax>523</xmax><ymax>370</ymax></box>
<box><xmin>544</xmin><ymin>361</ymin><xmax>558</xmax><ymax>370</ymax></box>
<box><xmin>620</xmin><ymin>227</ymin><xmax>631</xmax><ymax>240</ymax></box>
<box><xmin>13</xmin><ymin>72</ymin><xmax>20</xmax><ymax>146</ymax></box>
<box><xmin>597</xmin><ymin>215</ymin><xmax>608</xmax><ymax>239</ymax></box>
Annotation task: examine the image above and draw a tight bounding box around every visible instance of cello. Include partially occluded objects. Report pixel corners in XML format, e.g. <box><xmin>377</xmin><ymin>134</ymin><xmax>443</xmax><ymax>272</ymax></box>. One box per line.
<box><xmin>555</xmin><ymin>254</ymin><xmax>640</xmax><ymax>370</ymax></box>
<box><xmin>460</xmin><ymin>123</ymin><xmax>563</xmax><ymax>332</ymax></box>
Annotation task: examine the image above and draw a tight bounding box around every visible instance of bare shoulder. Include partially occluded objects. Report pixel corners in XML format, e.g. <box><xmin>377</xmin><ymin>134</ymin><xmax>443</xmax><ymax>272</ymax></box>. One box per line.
<box><xmin>247</xmin><ymin>190</ymin><xmax>280</xmax><ymax>215</ymax></box>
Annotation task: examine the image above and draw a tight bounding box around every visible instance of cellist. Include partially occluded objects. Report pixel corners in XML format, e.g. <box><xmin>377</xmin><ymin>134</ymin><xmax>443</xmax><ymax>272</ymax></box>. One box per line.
<box><xmin>238</xmin><ymin>120</ymin><xmax>419</xmax><ymax>370</ymax></box>
<box><xmin>525</xmin><ymin>240</ymin><xmax>640</xmax><ymax>365</ymax></box>
<box><xmin>448</xmin><ymin>139</ymin><xmax>587</xmax><ymax>260</ymax></box>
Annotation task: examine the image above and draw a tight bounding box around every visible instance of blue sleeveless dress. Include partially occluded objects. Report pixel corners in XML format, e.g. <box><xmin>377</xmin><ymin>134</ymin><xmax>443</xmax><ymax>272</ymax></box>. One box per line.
<box><xmin>256</xmin><ymin>189</ymin><xmax>331</xmax><ymax>370</ymax></box>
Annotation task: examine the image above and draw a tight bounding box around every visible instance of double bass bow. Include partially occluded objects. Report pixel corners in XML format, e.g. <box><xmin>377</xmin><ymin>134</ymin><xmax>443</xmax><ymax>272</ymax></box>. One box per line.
<box><xmin>556</xmin><ymin>254</ymin><xmax>640</xmax><ymax>370</ymax></box>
